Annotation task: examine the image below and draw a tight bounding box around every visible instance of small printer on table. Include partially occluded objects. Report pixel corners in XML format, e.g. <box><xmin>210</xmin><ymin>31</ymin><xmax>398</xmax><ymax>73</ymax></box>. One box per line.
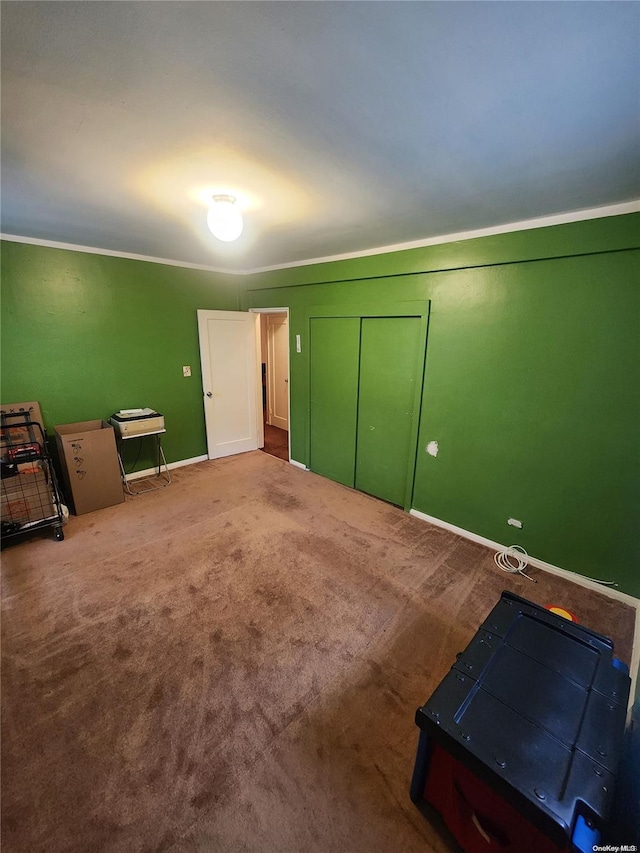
<box><xmin>109</xmin><ymin>408</ymin><xmax>170</xmax><ymax>494</ymax></box>
<box><xmin>109</xmin><ymin>408</ymin><xmax>165</xmax><ymax>437</ymax></box>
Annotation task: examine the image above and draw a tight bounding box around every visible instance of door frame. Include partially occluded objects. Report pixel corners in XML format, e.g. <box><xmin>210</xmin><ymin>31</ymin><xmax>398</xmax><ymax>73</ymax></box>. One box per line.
<box><xmin>305</xmin><ymin>301</ymin><xmax>430</xmax><ymax>511</ymax></box>
<box><xmin>249</xmin><ymin>308</ymin><xmax>291</xmax><ymax>462</ymax></box>
<box><xmin>265</xmin><ymin>312</ymin><xmax>290</xmax><ymax>431</ymax></box>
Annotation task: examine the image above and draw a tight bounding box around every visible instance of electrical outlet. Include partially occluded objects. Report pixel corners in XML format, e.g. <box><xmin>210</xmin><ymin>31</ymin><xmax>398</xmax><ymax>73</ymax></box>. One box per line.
<box><xmin>508</xmin><ymin>518</ymin><xmax>523</xmax><ymax>529</ymax></box>
<box><xmin>183</xmin><ymin>365</ymin><xmax>192</xmax><ymax>377</ymax></box>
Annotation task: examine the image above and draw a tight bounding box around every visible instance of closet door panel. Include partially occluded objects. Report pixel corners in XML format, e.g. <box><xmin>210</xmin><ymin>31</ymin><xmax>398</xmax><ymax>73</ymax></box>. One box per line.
<box><xmin>356</xmin><ymin>316</ymin><xmax>422</xmax><ymax>506</ymax></box>
<box><xmin>309</xmin><ymin>317</ymin><xmax>361</xmax><ymax>487</ymax></box>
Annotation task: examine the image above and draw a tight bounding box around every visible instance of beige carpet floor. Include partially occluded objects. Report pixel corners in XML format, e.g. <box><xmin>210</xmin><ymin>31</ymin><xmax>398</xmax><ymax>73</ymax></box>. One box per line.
<box><xmin>1</xmin><ymin>451</ymin><xmax>635</xmax><ymax>853</ymax></box>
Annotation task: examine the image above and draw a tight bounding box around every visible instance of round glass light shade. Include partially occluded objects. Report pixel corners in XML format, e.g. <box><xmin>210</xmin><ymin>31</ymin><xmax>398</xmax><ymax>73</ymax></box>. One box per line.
<box><xmin>207</xmin><ymin>196</ymin><xmax>243</xmax><ymax>242</ymax></box>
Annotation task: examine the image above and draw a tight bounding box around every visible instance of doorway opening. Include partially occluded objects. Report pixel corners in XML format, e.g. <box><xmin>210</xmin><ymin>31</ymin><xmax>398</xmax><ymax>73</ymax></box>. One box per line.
<box><xmin>252</xmin><ymin>309</ymin><xmax>290</xmax><ymax>462</ymax></box>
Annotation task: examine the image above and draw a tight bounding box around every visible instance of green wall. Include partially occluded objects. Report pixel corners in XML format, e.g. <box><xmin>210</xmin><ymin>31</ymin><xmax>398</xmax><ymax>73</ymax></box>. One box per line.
<box><xmin>1</xmin><ymin>242</ymin><xmax>239</xmax><ymax>469</ymax></box>
<box><xmin>2</xmin><ymin>215</ymin><xmax>639</xmax><ymax>597</ymax></box>
<box><xmin>240</xmin><ymin>214</ymin><xmax>640</xmax><ymax>598</ymax></box>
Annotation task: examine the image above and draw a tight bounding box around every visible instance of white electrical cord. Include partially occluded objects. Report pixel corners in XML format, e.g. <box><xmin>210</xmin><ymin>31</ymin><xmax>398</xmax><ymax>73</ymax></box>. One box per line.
<box><xmin>494</xmin><ymin>545</ymin><xmax>537</xmax><ymax>583</ymax></box>
<box><xmin>494</xmin><ymin>544</ymin><xmax>618</xmax><ymax>588</ymax></box>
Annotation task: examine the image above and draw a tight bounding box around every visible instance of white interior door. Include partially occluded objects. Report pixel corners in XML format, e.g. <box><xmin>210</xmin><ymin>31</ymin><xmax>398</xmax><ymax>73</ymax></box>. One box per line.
<box><xmin>197</xmin><ymin>310</ymin><xmax>262</xmax><ymax>459</ymax></box>
<box><xmin>266</xmin><ymin>313</ymin><xmax>290</xmax><ymax>430</ymax></box>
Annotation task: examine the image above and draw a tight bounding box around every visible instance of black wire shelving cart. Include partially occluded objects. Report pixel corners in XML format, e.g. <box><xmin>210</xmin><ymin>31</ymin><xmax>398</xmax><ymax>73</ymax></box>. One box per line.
<box><xmin>1</xmin><ymin>412</ymin><xmax>66</xmax><ymax>542</ymax></box>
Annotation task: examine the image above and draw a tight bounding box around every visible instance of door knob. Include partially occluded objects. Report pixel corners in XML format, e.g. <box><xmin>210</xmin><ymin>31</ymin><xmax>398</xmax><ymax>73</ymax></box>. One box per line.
<box><xmin>284</xmin><ymin>378</ymin><xmax>288</xmax><ymax>383</ymax></box>
<box><xmin>206</xmin><ymin>391</ymin><xmax>213</xmax><ymax>398</ymax></box>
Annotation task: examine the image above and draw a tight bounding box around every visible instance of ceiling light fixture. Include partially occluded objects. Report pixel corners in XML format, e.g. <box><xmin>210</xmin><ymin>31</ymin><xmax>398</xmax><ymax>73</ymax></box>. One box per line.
<box><xmin>206</xmin><ymin>194</ymin><xmax>243</xmax><ymax>242</ymax></box>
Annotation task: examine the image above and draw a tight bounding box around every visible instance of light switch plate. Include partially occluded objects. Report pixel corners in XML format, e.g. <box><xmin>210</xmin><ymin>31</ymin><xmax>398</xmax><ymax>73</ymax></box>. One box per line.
<box><xmin>183</xmin><ymin>365</ymin><xmax>192</xmax><ymax>377</ymax></box>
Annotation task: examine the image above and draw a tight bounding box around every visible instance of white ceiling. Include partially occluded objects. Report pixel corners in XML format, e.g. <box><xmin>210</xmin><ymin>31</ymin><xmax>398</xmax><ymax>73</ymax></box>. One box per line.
<box><xmin>2</xmin><ymin>1</ymin><xmax>639</xmax><ymax>272</ymax></box>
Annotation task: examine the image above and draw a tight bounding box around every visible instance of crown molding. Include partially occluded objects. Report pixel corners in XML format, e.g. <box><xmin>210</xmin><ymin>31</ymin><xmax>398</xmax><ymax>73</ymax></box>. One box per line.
<box><xmin>2</xmin><ymin>199</ymin><xmax>639</xmax><ymax>276</ymax></box>
<box><xmin>246</xmin><ymin>200</ymin><xmax>640</xmax><ymax>274</ymax></box>
<box><xmin>0</xmin><ymin>233</ymin><xmax>244</xmax><ymax>275</ymax></box>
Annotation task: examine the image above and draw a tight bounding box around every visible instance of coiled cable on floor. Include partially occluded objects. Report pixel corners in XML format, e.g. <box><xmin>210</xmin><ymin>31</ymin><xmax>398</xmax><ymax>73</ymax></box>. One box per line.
<box><xmin>494</xmin><ymin>545</ymin><xmax>619</xmax><ymax>587</ymax></box>
<box><xmin>494</xmin><ymin>545</ymin><xmax>537</xmax><ymax>583</ymax></box>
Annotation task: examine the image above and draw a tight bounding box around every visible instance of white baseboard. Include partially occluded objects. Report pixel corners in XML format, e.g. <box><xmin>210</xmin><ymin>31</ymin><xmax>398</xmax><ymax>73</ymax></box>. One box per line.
<box><xmin>126</xmin><ymin>454</ymin><xmax>208</xmax><ymax>481</ymax></box>
<box><xmin>409</xmin><ymin>508</ymin><xmax>640</xmax><ymax>700</ymax></box>
<box><xmin>128</xmin><ymin>454</ymin><xmax>306</xmax><ymax>479</ymax></box>
<box><xmin>409</xmin><ymin>509</ymin><xmax>637</xmax><ymax>605</ymax></box>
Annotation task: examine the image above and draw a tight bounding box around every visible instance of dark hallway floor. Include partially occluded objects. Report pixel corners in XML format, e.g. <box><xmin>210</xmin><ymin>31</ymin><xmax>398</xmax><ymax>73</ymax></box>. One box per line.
<box><xmin>261</xmin><ymin>421</ymin><xmax>289</xmax><ymax>461</ymax></box>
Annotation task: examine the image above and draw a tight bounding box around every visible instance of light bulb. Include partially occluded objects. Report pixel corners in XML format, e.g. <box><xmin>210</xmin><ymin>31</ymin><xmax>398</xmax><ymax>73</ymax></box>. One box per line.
<box><xmin>207</xmin><ymin>195</ymin><xmax>243</xmax><ymax>242</ymax></box>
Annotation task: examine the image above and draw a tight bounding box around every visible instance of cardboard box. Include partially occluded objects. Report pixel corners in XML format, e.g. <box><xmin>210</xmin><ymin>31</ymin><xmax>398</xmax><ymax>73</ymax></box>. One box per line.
<box><xmin>0</xmin><ymin>401</ymin><xmax>45</xmax><ymax>457</ymax></box>
<box><xmin>0</xmin><ymin>401</ymin><xmax>44</xmax><ymax>428</ymax></box>
<box><xmin>1</xmin><ymin>468</ymin><xmax>56</xmax><ymax>525</ymax></box>
<box><xmin>54</xmin><ymin>420</ymin><xmax>124</xmax><ymax>515</ymax></box>
<box><xmin>2</xmin><ymin>459</ymin><xmax>46</xmax><ymax>482</ymax></box>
